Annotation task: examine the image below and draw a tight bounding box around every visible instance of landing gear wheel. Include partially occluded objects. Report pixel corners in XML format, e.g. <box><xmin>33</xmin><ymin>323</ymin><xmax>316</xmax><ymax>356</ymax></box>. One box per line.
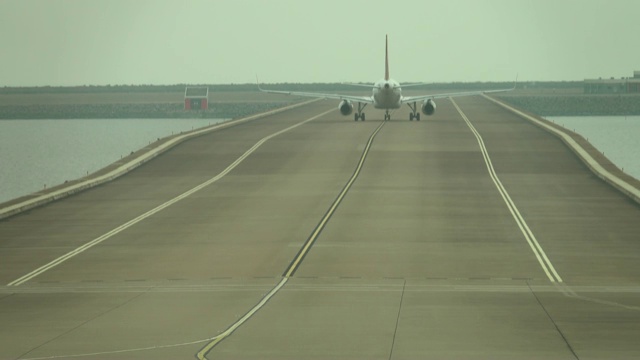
<box><xmin>407</xmin><ymin>101</ymin><xmax>423</xmax><ymax>122</ymax></box>
<box><xmin>354</xmin><ymin>103</ymin><xmax>367</xmax><ymax>122</ymax></box>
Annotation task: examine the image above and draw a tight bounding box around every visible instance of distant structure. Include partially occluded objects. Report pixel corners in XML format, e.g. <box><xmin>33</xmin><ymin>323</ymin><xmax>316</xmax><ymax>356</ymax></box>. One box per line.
<box><xmin>584</xmin><ymin>71</ymin><xmax>640</xmax><ymax>94</ymax></box>
<box><xmin>184</xmin><ymin>86</ymin><xmax>209</xmax><ymax>110</ymax></box>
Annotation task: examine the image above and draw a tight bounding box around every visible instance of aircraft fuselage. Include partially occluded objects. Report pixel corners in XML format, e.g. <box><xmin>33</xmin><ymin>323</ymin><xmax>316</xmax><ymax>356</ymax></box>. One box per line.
<box><xmin>372</xmin><ymin>79</ymin><xmax>402</xmax><ymax>109</ymax></box>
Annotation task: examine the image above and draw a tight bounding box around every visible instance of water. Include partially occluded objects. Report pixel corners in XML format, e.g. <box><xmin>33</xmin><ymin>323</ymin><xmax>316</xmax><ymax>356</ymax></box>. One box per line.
<box><xmin>546</xmin><ymin>116</ymin><xmax>640</xmax><ymax>180</ymax></box>
<box><xmin>0</xmin><ymin>118</ymin><xmax>225</xmax><ymax>203</ymax></box>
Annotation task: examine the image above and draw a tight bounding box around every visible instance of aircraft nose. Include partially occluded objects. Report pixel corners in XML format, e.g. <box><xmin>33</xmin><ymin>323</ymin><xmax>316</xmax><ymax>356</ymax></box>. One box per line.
<box><xmin>384</xmin><ymin>83</ymin><xmax>390</xmax><ymax>89</ymax></box>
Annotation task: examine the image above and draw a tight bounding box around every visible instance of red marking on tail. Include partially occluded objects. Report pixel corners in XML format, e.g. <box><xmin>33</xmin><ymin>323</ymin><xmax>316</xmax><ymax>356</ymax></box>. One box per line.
<box><xmin>384</xmin><ymin>35</ymin><xmax>389</xmax><ymax>81</ymax></box>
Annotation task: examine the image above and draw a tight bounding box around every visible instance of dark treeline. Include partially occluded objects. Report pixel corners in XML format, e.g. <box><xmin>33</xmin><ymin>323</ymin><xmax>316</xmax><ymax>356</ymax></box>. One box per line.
<box><xmin>1</xmin><ymin>84</ymin><xmax>200</xmax><ymax>94</ymax></box>
<box><xmin>496</xmin><ymin>94</ymin><xmax>640</xmax><ymax>116</ymax></box>
<box><xmin>0</xmin><ymin>102</ymin><xmax>294</xmax><ymax>120</ymax></box>
<box><xmin>1</xmin><ymin>81</ymin><xmax>582</xmax><ymax>94</ymax></box>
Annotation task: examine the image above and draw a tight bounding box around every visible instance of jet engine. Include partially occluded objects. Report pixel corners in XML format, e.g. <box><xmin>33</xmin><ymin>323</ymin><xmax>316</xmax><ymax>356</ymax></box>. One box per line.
<box><xmin>421</xmin><ymin>99</ymin><xmax>436</xmax><ymax>115</ymax></box>
<box><xmin>338</xmin><ymin>99</ymin><xmax>353</xmax><ymax>115</ymax></box>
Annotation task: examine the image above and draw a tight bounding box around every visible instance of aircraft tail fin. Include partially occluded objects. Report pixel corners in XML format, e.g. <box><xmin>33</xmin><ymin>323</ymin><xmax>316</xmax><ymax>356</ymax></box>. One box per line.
<box><xmin>384</xmin><ymin>35</ymin><xmax>389</xmax><ymax>81</ymax></box>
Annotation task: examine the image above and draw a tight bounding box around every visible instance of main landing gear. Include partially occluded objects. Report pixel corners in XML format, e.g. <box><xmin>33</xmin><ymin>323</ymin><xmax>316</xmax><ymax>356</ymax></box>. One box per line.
<box><xmin>407</xmin><ymin>101</ymin><xmax>421</xmax><ymax>121</ymax></box>
<box><xmin>354</xmin><ymin>102</ymin><xmax>367</xmax><ymax>121</ymax></box>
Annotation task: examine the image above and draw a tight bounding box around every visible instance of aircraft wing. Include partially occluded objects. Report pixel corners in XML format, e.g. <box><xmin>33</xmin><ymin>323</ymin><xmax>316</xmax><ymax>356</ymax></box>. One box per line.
<box><xmin>342</xmin><ymin>83</ymin><xmax>375</xmax><ymax>87</ymax></box>
<box><xmin>258</xmin><ymin>85</ymin><xmax>374</xmax><ymax>104</ymax></box>
<box><xmin>402</xmin><ymin>80</ymin><xmax>517</xmax><ymax>103</ymax></box>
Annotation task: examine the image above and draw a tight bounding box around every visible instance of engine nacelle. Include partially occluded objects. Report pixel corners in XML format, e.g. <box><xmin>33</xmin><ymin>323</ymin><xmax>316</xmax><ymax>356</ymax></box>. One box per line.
<box><xmin>421</xmin><ymin>99</ymin><xmax>436</xmax><ymax>116</ymax></box>
<box><xmin>338</xmin><ymin>99</ymin><xmax>353</xmax><ymax>116</ymax></box>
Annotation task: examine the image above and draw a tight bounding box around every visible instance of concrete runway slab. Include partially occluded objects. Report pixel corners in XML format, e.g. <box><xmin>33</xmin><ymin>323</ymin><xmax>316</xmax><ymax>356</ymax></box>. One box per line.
<box><xmin>1</xmin><ymin>97</ymin><xmax>639</xmax><ymax>359</ymax></box>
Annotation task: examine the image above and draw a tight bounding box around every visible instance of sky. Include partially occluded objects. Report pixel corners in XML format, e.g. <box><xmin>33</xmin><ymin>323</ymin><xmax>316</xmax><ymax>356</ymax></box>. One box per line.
<box><xmin>0</xmin><ymin>0</ymin><xmax>638</xmax><ymax>86</ymax></box>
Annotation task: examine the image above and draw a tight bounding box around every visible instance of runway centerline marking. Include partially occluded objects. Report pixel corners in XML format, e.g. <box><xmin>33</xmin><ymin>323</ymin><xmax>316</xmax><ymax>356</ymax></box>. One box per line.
<box><xmin>195</xmin><ymin>277</ymin><xmax>288</xmax><ymax>359</ymax></box>
<box><xmin>7</xmin><ymin>108</ymin><xmax>335</xmax><ymax>287</ymax></box>
<box><xmin>196</xmin><ymin>119</ymin><xmax>388</xmax><ymax>359</ymax></box>
<box><xmin>283</xmin><ymin>120</ymin><xmax>387</xmax><ymax>278</ymax></box>
<box><xmin>450</xmin><ymin>97</ymin><xmax>563</xmax><ymax>283</ymax></box>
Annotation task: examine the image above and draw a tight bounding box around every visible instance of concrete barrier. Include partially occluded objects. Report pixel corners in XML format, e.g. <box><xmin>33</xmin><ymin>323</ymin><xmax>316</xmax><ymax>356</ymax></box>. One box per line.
<box><xmin>483</xmin><ymin>94</ymin><xmax>640</xmax><ymax>205</ymax></box>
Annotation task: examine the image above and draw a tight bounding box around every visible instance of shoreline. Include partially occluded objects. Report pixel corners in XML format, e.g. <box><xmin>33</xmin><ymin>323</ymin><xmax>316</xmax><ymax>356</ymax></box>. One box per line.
<box><xmin>496</xmin><ymin>93</ymin><xmax>640</xmax><ymax>116</ymax></box>
<box><xmin>1</xmin><ymin>87</ymin><xmax>639</xmax><ymax>119</ymax></box>
<box><xmin>0</xmin><ymin>99</ymin><xmax>321</xmax><ymax>219</ymax></box>
<box><xmin>0</xmin><ymin>102</ymin><xmax>297</xmax><ymax>120</ymax></box>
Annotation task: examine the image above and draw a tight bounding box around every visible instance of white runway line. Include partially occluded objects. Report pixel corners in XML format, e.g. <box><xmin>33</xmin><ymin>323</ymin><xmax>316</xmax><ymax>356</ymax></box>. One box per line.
<box><xmin>0</xmin><ymin>99</ymin><xmax>321</xmax><ymax>220</ymax></box>
<box><xmin>483</xmin><ymin>94</ymin><xmax>640</xmax><ymax>204</ymax></box>
<box><xmin>450</xmin><ymin>97</ymin><xmax>563</xmax><ymax>283</ymax></box>
<box><xmin>7</xmin><ymin>107</ymin><xmax>334</xmax><ymax>287</ymax></box>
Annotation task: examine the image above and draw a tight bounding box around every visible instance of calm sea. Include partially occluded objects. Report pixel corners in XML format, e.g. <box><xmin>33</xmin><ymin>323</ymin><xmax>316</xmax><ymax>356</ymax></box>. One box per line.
<box><xmin>1</xmin><ymin>116</ymin><xmax>638</xmax><ymax>204</ymax></box>
<box><xmin>0</xmin><ymin>118</ymin><xmax>225</xmax><ymax>203</ymax></box>
<box><xmin>546</xmin><ymin>116</ymin><xmax>640</xmax><ymax>180</ymax></box>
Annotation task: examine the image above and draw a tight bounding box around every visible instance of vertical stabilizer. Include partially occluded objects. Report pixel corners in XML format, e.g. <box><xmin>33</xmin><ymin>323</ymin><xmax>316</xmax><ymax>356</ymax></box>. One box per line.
<box><xmin>384</xmin><ymin>35</ymin><xmax>389</xmax><ymax>81</ymax></box>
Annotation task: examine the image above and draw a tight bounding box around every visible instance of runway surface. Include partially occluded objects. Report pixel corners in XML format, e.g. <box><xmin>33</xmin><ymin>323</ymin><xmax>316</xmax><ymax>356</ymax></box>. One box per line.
<box><xmin>1</xmin><ymin>96</ymin><xmax>639</xmax><ymax>359</ymax></box>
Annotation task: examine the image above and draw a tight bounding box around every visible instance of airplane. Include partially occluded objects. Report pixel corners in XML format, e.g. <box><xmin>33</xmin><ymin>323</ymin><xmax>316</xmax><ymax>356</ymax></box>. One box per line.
<box><xmin>258</xmin><ymin>35</ymin><xmax>516</xmax><ymax>121</ymax></box>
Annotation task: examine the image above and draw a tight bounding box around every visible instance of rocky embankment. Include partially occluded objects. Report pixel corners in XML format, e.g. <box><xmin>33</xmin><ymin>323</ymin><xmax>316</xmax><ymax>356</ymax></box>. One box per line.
<box><xmin>0</xmin><ymin>102</ymin><xmax>294</xmax><ymax>120</ymax></box>
<box><xmin>496</xmin><ymin>94</ymin><xmax>640</xmax><ymax>116</ymax></box>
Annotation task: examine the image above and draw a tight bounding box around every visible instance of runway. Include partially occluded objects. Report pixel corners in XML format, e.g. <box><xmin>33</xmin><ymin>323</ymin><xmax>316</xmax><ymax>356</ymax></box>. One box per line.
<box><xmin>1</xmin><ymin>96</ymin><xmax>639</xmax><ymax>359</ymax></box>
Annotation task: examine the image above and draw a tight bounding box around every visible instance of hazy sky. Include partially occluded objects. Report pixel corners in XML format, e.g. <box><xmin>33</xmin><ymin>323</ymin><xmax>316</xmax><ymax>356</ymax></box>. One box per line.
<box><xmin>1</xmin><ymin>0</ymin><xmax>638</xmax><ymax>86</ymax></box>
